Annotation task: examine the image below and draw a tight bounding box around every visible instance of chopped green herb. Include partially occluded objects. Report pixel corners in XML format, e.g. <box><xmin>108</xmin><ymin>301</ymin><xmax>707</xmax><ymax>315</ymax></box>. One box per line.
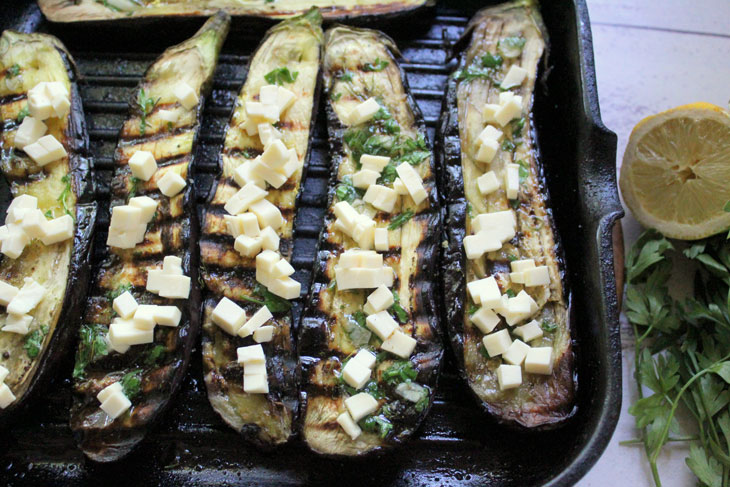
<box><xmin>240</xmin><ymin>294</ymin><xmax>265</xmax><ymax>306</ymax></box>
<box><xmin>6</xmin><ymin>64</ymin><xmax>20</xmax><ymax>78</ymax></box>
<box><xmin>17</xmin><ymin>106</ymin><xmax>29</xmax><ymax>122</ymax></box>
<box><xmin>144</xmin><ymin>344</ymin><xmax>167</xmax><ymax>366</ymax></box>
<box><xmin>363</xmin><ymin>380</ymin><xmax>383</xmax><ymax>399</ymax></box>
<box><xmin>724</xmin><ymin>200</ymin><xmax>730</xmax><ymax>212</ymax></box>
<box><xmin>73</xmin><ymin>324</ymin><xmax>109</xmax><ymax>379</ymax></box>
<box><xmin>390</xmin><ymin>291</ymin><xmax>409</xmax><ymax>323</ymax></box>
<box><xmin>510</xmin><ymin>198</ymin><xmax>520</xmax><ymax>210</ymax></box>
<box><xmin>512</xmin><ymin>117</ymin><xmax>526</xmax><ymax>138</ymax></box>
<box><xmin>414</xmin><ymin>388</ymin><xmax>430</xmax><ymax>412</ymax></box>
<box><xmin>505</xmin><ymin>289</ymin><xmax>516</xmax><ymax>298</ymax></box>
<box><xmin>167</xmin><ymin>121</ymin><xmax>173</xmax><ymax>132</ymax></box>
<box><xmin>24</xmin><ymin>324</ymin><xmax>49</xmax><ymax>359</ymax></box>
<box><xmin>378</xmin><ymin>163</ymin><xmax>398</xmax><ymax>185</ymax></box>
<box><xmin>97</xmin><ymin>0</ymin><xmax>121</xmax><ymax>11</ymax></box>
<box><xmin>468</xmin><ymin>304</ymin><xmax>479</xmax><ymax>315</ymax></box>
<box><xmin>264</xmin><ymin>67</ymin><xmax>299</xmax><ymax>85</ymax></box>
<box><xmin>327</xmin><ymin>279</ymin><xmax>337</xmax><ymax>290</ymax></box>
<box><xmin>466</xmin><ymin>202</ymin><xmax>475</xmax><ymax>218</ymax></box>
<box><xmin>352</xmin><ymin>310</ymin><xmax>367</xmax><ymax>329</ymax></box>
<box><xmin>331</xmin><ymin>92</ymin><xmax>342</xmax><ymax>102</ymax></box>
<box><xmin>106</xmin><ymin>283</ymin><xmax>133</xmax><ymax>301</ymax></box>
<box><xmin>517</xmin><ymin>159</ymin><xmax>529</xmax><ymax>183</ymax></box>
<box><xmin>501</xmin><ymin>139</ymin><xmax>516</xmax><ymax>152</ymax></box>
<box><xmin>344</xmin><ymin>311</ymin><xmax>371</xmax><ymax>346</ymax></box>
<box><xmin>58</xmin><ymin>174</ymin><xmax>74</xmax><ymax>219</ymax></box>
<box><xmin>128</xmin><ymin>176</ymin><xmax>140</xmax><ymax>199</ymax></box>
<box><xmin>241</xmin><ymin>148</ymin><xmax>258</xmax><ymax>159</ymax></box>
<box><xmin>254</xmin><ymin>283</ymin><xmax>292</xmax><ymax>312</ymax></box>
<box><xmin>338</xmin><ymin>71</ymin><xmax>354</xmax><ymax>83</ymax></box>
<box><xmin>477</xmin><ymin>344</ymin><xmax>489</xmax><ymax>359</ymax></box>
<box><xmin>452</xmin><ymin>65</ymin><xmax>496</xmax><ymax>83</ymax></box>
<box><xmin>44</xmin><ymin>209</ymin><xmax>53</xmax><ymax>219</ymax></box>
<box><xmin>541</xmin><ymin>320</ymin><xmax>558</xmax><ymax>332</ymax></box>
<box><xmin>137</xmin><ymin>88</ymin><xmax>159</xmax><ymax>136</ymax></box>
<box><xmin>499</xmin><ymin>36</ymin><xmax>527</xmax><ymax>57</ymax></box>
<box><xmin>481</xmin><ymin>53</ymin><xmax>503</xmax><ymax>68</ymax></box>
<box><xmin>383</xmin><ymin>360</ymin><xmax>418</xmax><ymax>385</ymax></box>
<box><xmin>388</xmin><ymin>209</ymin><xmax>414</xmax><ymax>230</ymax></box>
<box><xmin>359</xmin><ymin>415</ymin><xmax>393</xmax><ymax>439</ymax></box>
<box><xmin>507</xmin><ymin>254</ymin><xmax>518</xmax><ymax>262</ymax></box>
<box><xmin>120</xmin><ymin>368</ymin><xmax>143</xmax><ymax>399</ymax></box>
<box><xmin>344</xmin><ymin>126</ymin><xmax>427</xmax><ymax>168</ymax></box>
<box><xmin>363</xmin><ymin>58</ymin><xmax>389</xmax><ymax>72</ymax></box>
<box><xmin>335</xmin><ymin>175</ymin><xmax>363</xmax><ymax>204</ymax></box>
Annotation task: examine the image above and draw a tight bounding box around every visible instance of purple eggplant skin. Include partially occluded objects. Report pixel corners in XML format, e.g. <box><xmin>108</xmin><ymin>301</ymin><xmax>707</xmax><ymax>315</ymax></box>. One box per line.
<box><xmin>437</xmin><ymin>0</ymin><xmax>576</xmax><ymax>430</ymax></box>
<box><xmin>0</xmin><ymin>30</ymin><xmax>97</xmax><ymax>425</ymax></box>
<box><xmin>199</xmin><ymin>7</ymin><xmax>323</xmax><ymax>448</ymax></box>
<box><xmin>298</xmin><ymin>25</ymin><xmax>443</xmax><ymax>457</ymax></box>
<box><xmin>68</xmin><ymin>12</ymin><xmax>230</xmax><ymax>462</ymax></box>
<box><xmin>37</xmin><ymin>0</ymin><xmax>433</xmax><ymax>24</ymax></box>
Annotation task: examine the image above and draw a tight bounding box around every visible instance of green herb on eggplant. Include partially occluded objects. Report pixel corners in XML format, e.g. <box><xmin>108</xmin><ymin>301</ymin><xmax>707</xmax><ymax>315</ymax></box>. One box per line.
<box><xmin>136</xmin><ymin>88</ymin><xmax>158</xmax><ymax>136</ymax></box>
<box><xmin>388</xmin><ymin>210</ymin><xmax>414</xmax><ymax>230</ymax></box>
<box><xmin>23</xmin><ymin>325</ymin><xmax>49</xmax><ymax>359</ymax></box>
<box><xmin>264</xmin><ymin>67</ymin><xmax>299</xmax><ymax>85</ymax></box>
<box><xmin>73</xmin><ymin>324</ymin><xmax>109</xmax><ymax>379</ymax></box>
<box><xmin>362</xmin><ymin>58</ymin><xmax>388</xmax><ymax>72</ymax></box>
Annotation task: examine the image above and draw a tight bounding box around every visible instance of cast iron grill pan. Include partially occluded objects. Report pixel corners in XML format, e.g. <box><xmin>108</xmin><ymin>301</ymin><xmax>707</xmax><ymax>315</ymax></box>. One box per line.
<box><xmin>0</xmin><ymin>1</ymin><xmax>623</xmax><ymax>486</ymax></box>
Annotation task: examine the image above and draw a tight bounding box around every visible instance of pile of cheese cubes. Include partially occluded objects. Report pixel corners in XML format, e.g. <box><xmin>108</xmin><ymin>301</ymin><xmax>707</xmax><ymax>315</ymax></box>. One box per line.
<box><xmin>364</xmin><ymin>287</ymin><xmax>416</xmax><ymax>359</ymax></box>
<box><xmin>0</xmin><ymin>194</ymin><xmax>74</xmax><ymax>259</ymax></box>
<box><xmin>463</xmin><ymin>210</ymin><xmax>516</xmax><ymax>261</ymax></box>
<box><xmin>146</xmin><ymin>255</ymin><xmax>191</xmax><ymax>300</ymax></box>
<box><xmin>256</xmin><ymin>250</ymin><xmax>299</xmax><ymax>300</ymax></box>
<box><xmin>96</xmin><ymin>381</ymin><xmax>132</xmax><ymax>419</ymax></box>
<box><xmin>0</xmin><ymin>365</ymin><xmax>15</xmax><ymax>409</ymax></box>
<box><xmin>333</xmin><ymin>250</ymin><xmax>393</xmax><ymax>291</ymax></box>
<box><xmin>108</xmin><ymin>288</ymin><xmax>182</xmax><ymax>354</ymax></box>
<box><xmin>236</xmin><ymin>344</ymin><xmax>269</xmax><ymax>394</ymax></box>
<box><xmin>0</xmin><ymin>277</ymin><xmax>45</xmax><ymax>335</ymax></box>
<box><xmin>15</xmin><ymin>81</ymin><xmax>70</xmax><ymax>167</ymax></box>
<box><xmin>106</xmin><ymin>196</ymin><xmax>157</xmax><ymax>249</ymax></box>
<box><xmin>128</xmin><ymin>150</ymin><xmax>187</xmax><ymax>198</ymax></box>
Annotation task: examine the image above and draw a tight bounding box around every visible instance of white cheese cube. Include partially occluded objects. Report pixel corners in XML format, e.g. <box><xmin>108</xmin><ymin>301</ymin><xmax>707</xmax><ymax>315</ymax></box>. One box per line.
<box><xmin>500</xmin><ymin>65</ymin><xmax>528</xmax><ymax>89</ymax></box>
<box><xmin>224</xmin><ymin>183</ymin><xmax>268</xmax><ymax>216</ymax></box>
<box><xmin>347</xmin><ymin>98</ymin><xmax>380</xmax><ymax>126</ymax></box>
<box><xmin>472</xmin><ymin>211</ymin><xmax>516</xmax><ymax>241</ymax></box>
<box><xmin>337</xmin><ymin>412</ymin><xmax>362</xmax><ymax>440</ymax></box>
<box><xmin>106</xmin><ymin>333</ymin><xmax>130</xmax><ymax>354</ymax></box>
<box><xmin>44</xmin><ymin>81</ymin><xmax>68</xmax><ymax>101</ymax></box>
<box><xmin>0</xmin><ymin>281</ymin><xmax>19</xmax><ymax>306</ymax></box>
<box><xmin>129</xmin><ymin>196</ymin><xmax>158</xmax><ymax>222</ymax></box>
<box><xmin>234</xmin><ymin>234</ymin><xmax>263</xmax><ymax>258</ymax></box>
<box><xmin>128</xmin><ymin>150</ymin><xmax>157</xmax><ymax>181</ymax></box>
<box><xmin>505</xmin><ymin>163</ymin><xmax>520</xmax><ymax>199</ymax></box>
<box><xmin>106</xmin><ymin>227</ymin><xmax>142</xmax><ymax>249</ymax></box>
<box><xmin>245</xmin><ymin>101</ymin><xmax>278</xmax><ymax>123</ymax></box>
<box><xmin>477</xmin><ymin>171</ymin><xmax>500</xmax><ymax>195</ymax></box>
<box><xmin>392</xmin><ymin>178</ymin><xmax>409</xmax><ymax>195</ymax></box>
<box><xmin>256</xmin><ymin>250</ymin><xmax>280</xmax><ymax>274</ymax></box>
<box><xmin>20</xmin><ymin>209</ymin><xmax>48</xmax><ymax>240</ymax></box>
<box><xmin>363</xmin><ymin>184</ymin><xmax>398</xmax><ymax>213</ymax></box>
<box><xmin>367</xmin><ymin>285</ymin><xmax>394</xmax><ymax>314</ymax></box>
<box><xmin>470</xmin><ymin>307</ymin><xmax>501</xmax><ymax>334</ymax></box>
<box><xmin>243</xmin><ymin>361</ymin><xmax>266</xmax><ymax>376</ymax></box>
<box><xmin>259</xmin><ymin>84</ymin><xmax>279</xmax><ymax>105</ymax></box>
<box><xmin>113</xmin><ymin>291</ymin><xmax>138</xmax><ymax>319</ymax></box>
<box><xmin>395</xmin><ymin>163</ymin><xmax>428</xmax><ymax>205</ymax></box>
<box><xmin>344</xmin><ymin>392</ymin><xmax>379</xmax><ymax>422</ymax></box>
<box><xmin>335</xmin><ymin>267</ymin><xmax>393</xmax><ymax>290</ymax></box>
<box><xmin>24</xmin><ymin>134</ymin><xmax>67</xmax><ymax>166</ymax></box>
<box><xmin>157</xmin><ymin>274</ymin><xmax>190</xmax><ymax>299</ymax></box>
<box><xmin>350</xmin><ymin>349</ymin><xmax>377</xmax><ymax>369</ymax></box>
<box><xmin>463</xmin><ymin>232</ymin><xmax>502</xmax><ymax>260</ymax></box>
<box><xmin>14</xmin><ymin>116</ymin><xmax>47</xmax><ymax>149</ymax></box>
<box><xmin>497</xmin><ymin>364</ymin><xmax>522</xmax><ymax>390</ymax></box>
<box><xmin>110</xmin><ymin>205</ymin><xmax>143</xmax><ymax>231</ymax></box>
<box><xmin>483</xmin><ymin>104</ymin><xmax>501</xmax><ymax>123</ymax></box>
<box><xmin>466</xmin><ymin>276</ymin><xmax>500</xmax><ymax>308</ymax></box>
<box><xmin>238</xmin><ymin>305</ymin><xmax>273</xmax><ymax>338</ymax></box>
<box><xmin>249</xmin><ymin>157</ymin><xmax>288</xmax><ymax>188</ymax></box>
<box><xmin>524</xmin><ymin>347</ymin><xmax>553</xmax><ymax>375</ymax></box>
<box><xmin>360</xmin><ymin>154</ymin><xmax>391</xmax><ymax>172</ymax></box>
<box><xmin>6</xmin><ymin>194</ymin><xmax>38</xmax><ymax>221</ymax></box>
<box><xmin>154</xmin><ymin>306</ymin><xmax>181</xmax><ymax>327</ymax></box>
<box><xmin>233</xmin><ymin>160</ymin><xmax>266</xmax><ymax>189</ymax></box>
<box><xmin>365</xmin><ymin>310</ymin><xmax>398</xmax><ymax>341</ymax></box>
<box><xmin>242</xmin><ymin>116</ymin><xmax>260</xmax><ymax>136</ymax></box>
<box><xmin>363</xmin><ymin>300</ymin><xmax>376</xmax><ymax>316</ymax></box>
<box><xmin>475</xmin><ymin>137</ymin><xmax>499</xmax><ymax>164</ymax></box>
<box><xmin>0</xmin><ymin>364</ymin><xmax>7</xmax><ymax>383</ymax></box>
<box><xmin>340</xmin><ymin>249</ymin><xmax>381</xmax><ymax>268</ymax></box>
<box><xmin>495</xmin><ymin>95</ymin><xmax>523</xmax><ymax>126</ymax></box>
<box><xmin>253</xmin><ymin>325</ymin><xmax>275</xmax><ymax>343</ymax></box>
<box><xmin>109</xmin><ymin>319</ymin><xmax>154</xmax><ymax>346</ymax></box>
<box><xmin>27</xmin><ymin>88</ymin><xmax>53</xmax><ymax>121</ymax></box>
<box><xmin>1</xmin><ymin>226</ymin><xmax>29</xmax><ymax>259</ymax></box>
<box><xmin>507</xmin><ymin>294</ymin><xmax>532</xmax><ymax>315</ymax></box>
<box><xmin>499</xmin><ymin>91</ymin><xmax>515</xmax><ymax>105</ymax></box>
<box><xmin>258</xmin><ymin>123</ymin><xmax>282</xmax><ymax>149</ymax></box>
<box><xmin>226</xmin><ymin>213</ymin><xmax>260</xmax><ymax>239</ymax></box>
<box><xmin>271</xmin><ymin>258</ymin><xmax>294</xmax><ymax>279</ymax></box>
<box><xmin>173</xmin><ymin>81</ymin><xmax>199</xmax><ymax>110</ymax></box>
<box><xmin>7</xmin><ymin>278</ymin><xmax>44</xmax><ymax>315</ymax></box>
<box><xmin>259</xmin><ymin>226</ymin><xmax>280</xmax><ymax>251</ymax></box>
<box><xmin>523</xmin><ymin>266</ymin><xmax>550</xmax><ymax>286</ymax></box>
<box><xmin>157</xmin><ymin>171</ymin><xmax>186</xmax><ymax>197</ymax></box>
<box><xmin>503</xmin><ymin>339</ymin><xmax>531</xmax><ymax>365</ymax></box>
<box><xmin>0</xmin><ymin>383</ymin><xmax>16</xmax><ymax>409</ymax></box>
<box><xmin>52</xmin><ymin>95</ymin><xmax>71</xmax><ymax>119</ymax></box>
<box><xmin>260</xmin><ymin>140</ymin><xmax>290</xmax><ymax>170</ymax></box>
<box><xmin>249</xmin><ymin>198</ymin><xmax>284</xmax><ymax>230</ymax></box>
<box><xmin>275</xmin><ymin>86</ymin><xmax>296</xmax><ymax>114</ymax></box>
<box><xmin>212</xmin><ymin>297</ymin><xmax>246</xmax><ymax>335</ymax></box>
<box><xmin>40</xmin><ymin>214</ymin><xmax>74</xmax><ymax>245</ymax></box>
<box><xmin>501</xmin><ymin>290</ymin><xmax>538</xmax><ymax>326</ymax></box>
<box><xmin>352</xmin><ymin>169</ymin><xmax>380</xmax><ymax>189</ymax></box>
<box><xmin>157</xmin><ymin>108</ymin><xmax>179</xmax><ymax>123</ymax></box>
<box><xmin>352</xmin><ymin>218</ymin><xmax>375</xmax><ymax>250</ymax></box>
<box><xmin>244</xmin><ymin>374</ymin><xmax>269</xmax><ymax>394</ymax></box>
<box><xmin>267</xmin><ymin>276</ymin><xmax>300</xmax><ymax>300</ymax></box>
<box><xmin>2</xmin><ymin>313</ymin><xmax>32</xmax><ymax>334</ymax></box>
<box><xmin>477</xmin><ymin>125</ymin><xmax>503</xmax><ymax>145</ymax></box>
<box><xmin>237</xmin><ymin>344</ymin><xmax>266</xmax><ymax>364</ymax></box>
<box><xmin>133</xmin><ymin>305</ymin><xmax>157</xmax><ymax>330</ymax></box>
<box><xmin>279</xmin><ymin>149</ymin><xmax>301</xmax><ymax>179</ymax></box>
<box><xmin>146</xmin><ymin>269</ymin><xmax>164</xmax><ymax>293</ymax></box>
<box><xmin>162</xmin><ymin>255</ymin><xmax>183</xmax><ymax>275</ymax></box>
<box><xmin>333</xmin><ymin>202</ymin><xmax>360</xmax><ymax>232</ymax></box>
<box><xmin>100</xmin><ymin>390</ymin><xmax>132</xmax><ymax>419</ymax></box>
<box><xmin>381</xmin><ymin>330</ymin><xmax>417</xmax><ymax>358</ymax></box>
<box><xmin>482</xmin><ymin>329</ymin><xmax>512</xmax><ymax>357</ymax></box>
<box><xmin>342</xmin><ymin>358</ymin><xmax>372</xmax><ymax>390</ymax></box>
<box><xmin>514</xmin><ymin>320</ymin><xmax>543</xmax><ymax>342</ymax></box>
<box><xmin>511</xmin><ymin>259</ymin><xmax>536</xmax><ymax>272</ymax></box>
<box><xmin>374</xmin><ymin>228</ymin><xmax>389</xmax><ymax>252</ymax></box>
<box><xmin>96</xmin><ymin>381</ymin><xmax>123</xmax><ymax>403</ymax></box>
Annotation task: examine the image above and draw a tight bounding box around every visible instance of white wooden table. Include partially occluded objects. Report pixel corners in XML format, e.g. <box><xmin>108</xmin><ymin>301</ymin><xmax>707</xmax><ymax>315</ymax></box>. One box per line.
<box><xmin>579</xmin><ymin>1</ymin><xmax>730</xmax><ymax>485</ymax></box>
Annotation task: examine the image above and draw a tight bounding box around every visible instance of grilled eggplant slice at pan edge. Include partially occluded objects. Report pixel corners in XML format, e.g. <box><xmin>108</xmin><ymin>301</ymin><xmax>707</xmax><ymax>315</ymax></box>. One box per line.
<box><xmin>200</xmin><ymin>8</ymin><xmax>322</xmax><ymax>446</ymax></box>
<box><xmin>439</xmin><ymin>0</ymin><xmax>575</xmax><ymax>428</ymax></box>
<box><xmin>37</xmin><ymin>0</ymin><xmax>431</xmax><ymax>23</ymax></box>
<box><xmin>0</xmin><ymin>31</ymin><xmax>96</xmax><ymax>421</ymax></box>
<box><xmin>299</xmin><ymin>25</ymin><xmax>442</xmax><ymax>456</ymax></box>
<box><xmin>69</xmin><ymin>12</ymin><xmax>229</xmax><ymax>462</ymax></box>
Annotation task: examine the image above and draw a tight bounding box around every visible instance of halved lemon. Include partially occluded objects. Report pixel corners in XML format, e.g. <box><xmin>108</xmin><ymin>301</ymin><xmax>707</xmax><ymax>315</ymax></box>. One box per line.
<box><xmin>620</xmin><ymin>102</ymin><xmax>730</xmax><ymax>240</ymax></box>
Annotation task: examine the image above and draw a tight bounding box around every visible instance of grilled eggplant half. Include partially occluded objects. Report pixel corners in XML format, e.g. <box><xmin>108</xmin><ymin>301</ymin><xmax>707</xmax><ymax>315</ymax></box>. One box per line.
<box><xmin>69</xmin><ymin>12</ymin><xmax>229</xmax><ymax>462</ymax></box>
<box><xmin>0</xmin><ymin>31</ymin><xmax>96</xmax><ymax>420</ymax></box>
<box><xmin>200</xmin><ymin>9</ymin><xmax>322</xmax><ymax>446</ymax></box>
<box><xmin>438</xmin><ymin>0</ymin><xmax>575</xmax><ymax>428</ymax></box>
<box><xmin>38</xmin><ymin>0</ymin><xmax>430</xmax><ymax>23</ymax></box>
<box><xmin>299</xmin><ymin>25</ymin><xmax>442</xmax><ymax>456</ymax></box>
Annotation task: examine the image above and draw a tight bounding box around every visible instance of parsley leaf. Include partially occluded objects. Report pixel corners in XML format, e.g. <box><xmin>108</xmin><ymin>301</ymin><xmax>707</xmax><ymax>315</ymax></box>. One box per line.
<box><xmin>24</xmin><ymin>324</ymin><xmax>49</xmax><ymax>359</ymax></box>
<box><xmin>264</xmin><ymin>67</ymin><xmax>298</xmax><ymax>85</ymax></box>
<box><xmin>362</xmin><ymin>58</ymin><xmax>389</xmax><ymax>72</ymax></box>
<box><xmin>541</xmin><ymin>320</ymin><xmax>557</xmax><ymax>332</ymax></box>
<box><xmin>6</xmin><ymin>64</ymin><xmax>20</xmax><ymax>78</ymax></box>
<box><xmin>254</xmin><ymin>283</ymin><xmax>292</xmax><ymax>312</ymax></box>
<box><xmin>382</xmin><ymin>360</ymin><xmax>418</xmax><ymax>385</ymax></box>
<box><xmin>335</xmin><ymin>175</ymin><xmax>363</xmax><ymax>204</ymax></box>
<box><xmin>73</xmin><ymin>324</ymin><xmax>109</xmax><ymax>379</ymax></box>
<box><xmin>17</xmin><ymin>106</ymin><xmax>29</xmax><ymax>122</ymax></box>
<box><xmin>58</xmin><ymin>174</ymin><xmax>74</xmax><ymax>219</ymax></box>
<box><xmin>388</xmin><ymin>209</ymin><xmax>414</xmax><ymax>230</ymax></box>
<box><xmin>481</xmin><ymin>53</ymin><xmax>503</xmax><ymax>68</ymax></box>
<box><xmin>359</xmin><ymin>414</ymin><xmax>392</xmax><ymax>439</ymax></box>
<box><xmin>390</xmin><ymin>291</ymin><xmax>408</xmax><ymax>323</ymax></box>
<box><xmin>120</xmin><ymin>368</ymin><xmax>143</xmax><ymax>399</ymax></box>
<box><xmin>137</xmin><ymin>88</ymin><xmax>159</xmax><ymax>136</ymax></box>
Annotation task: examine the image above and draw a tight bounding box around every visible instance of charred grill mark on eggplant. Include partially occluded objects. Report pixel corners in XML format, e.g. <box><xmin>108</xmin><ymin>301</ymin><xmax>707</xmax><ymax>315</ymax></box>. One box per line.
<box><xmin>438</xmin><ymin>1</ymin><xmax>575</xmax><ymax>428</ymax></box>
<box><xmin>298</xmin><ymin>25</ymin><xmax>442</xmax><ymax>457</ymax></box>
<box><xmin>199</xmin><ymin>9</ymin><xmax>322</xmax><ymax>447</ymax></box>
<box><xmin>68</xmin><ymin>12</ymin><xmax>230</xmax><ymax>462</ymax></box>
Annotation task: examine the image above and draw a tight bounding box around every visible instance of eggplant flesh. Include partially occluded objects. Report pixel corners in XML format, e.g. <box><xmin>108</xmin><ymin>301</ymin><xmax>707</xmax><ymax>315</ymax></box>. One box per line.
<box><xmin>298</xmin><ymin>25</ymin><xmax>442</xmax><ymax>457</ymax></box>
<box><xmin>200</xmin><ymin>9</ymin><xmax>322</xmax><ymax>446</ymax></box>
<box><xmin>38</xmin><ymin>0</ymin><xmax>430</xmax><ymax>23</ymax></box>
<box><xmin>69</xmin><ymin>12</ymin><xmax>229</xmax><ymax>462</ymax></box>
<box><xmin>438</xmin><ymin>1</ymin><xmax>575</xmax><ymax>428</ymax></box>
<box><xmin>0</xmin><ymin>31</ymin><xmax>96</xmax><ymax>420</ymax></box>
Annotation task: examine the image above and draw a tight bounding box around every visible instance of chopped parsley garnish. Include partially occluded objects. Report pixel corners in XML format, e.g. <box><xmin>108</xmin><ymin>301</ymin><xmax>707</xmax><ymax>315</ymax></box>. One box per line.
<box><xmin>144</xmin><ymin>344</ymin><xmax>167</xmax><ymax>366</ymax></box>
<box><xmin>254</xmin><ymin>283</ymin><xmax>292</xmax><ymax>312</ymax></box>
<box><xmin>338</xmin><ymin>70</ymin><xmax>354</xmax><ymax>83</ymax></box>
<box><xmin>512</xmin><ymin>117</ymin><xmax>526</xmax><ymax>138</ymax></box>
<box><xmin>331</xmin><ymin>92</ymin><xmax>342</xmax><ymax>102</ymax></box>
<box><xmin>541</xmin><ymin>320</ymin><xmax>558</xmax><ymax>332</ymax></box>
<box><xmin>240</xmin><ymin>294</ymin><xmax>265</xmax><ymax>306</ymax></box>
<box><xmin>343</xmin><ymin>113</ymin><xmax>428</xmax><ymax>168</ymax></box>
<box><xmin>510</xmin><ymin>198</ymin><xmax>520</xmax><ymax>210</ymax></box>
<box><xmin>414</xmin><ymin>389</ymin><xmax>430</xmax><ymax>412</ymax></box>
<box><xmin>499</xmin><ymin>36</ymin><xmax>527</xmax><ymax>56</ymax></box>
<box><xmin>128</xmin><ymin>176</ymin><xmax>140</xmax><ymax>200</ymax></box>
<box><xmin>468</xmin><ymin>304</ymin><xmax>479</xmax><ymax>315</ymax></box>
<box><xmin>264</xmin><ymin>67</ymin><xmax>299</xmax><ymax>86</ymax></box>
<box><xmin>501</xmin><ymin>139</ymin><xmax>516</xmax><ymax>152</ymax></box>
<box><xmin>120</xmin><ymin>368</ymin><xmax>143</xmax><ymax>399</ymax></box>
<box><xmin>137</xmin><ymin>88</ymin><xmax>159</xmax><ymax>136</ymax></box>
<box><xmin>452</xmin><ymin>65</ymin><xmax>496</xmax><ymax>83</ymax></box>
<box><xmin>362</xmin><ymin>58</ymin><xmax>389</xmax><ymax>72</ymax></box>
<box><xmin>390</xmin><ymin>291</ymin><xmax>408</xmax><ymax>323</ymax></box>
<box><xmin>359</xmin><ymin>414</ymin><xmax>393</xmax><ymax>439</ymax></box>
<box><xmin>517</xmin><ymin>159</ymin><xmax>529</xmax><ymax>183</ymax></box>
<box><xmin>44</xmin><ymin>210</ymin><xmax>53</xmax><ymax>219</ymax></box>
<box><xmin>6</xmin><ymin>64</ymin><xmax>20</xmax><ymax>78</ymax></box>
<box><xmin>106</xmin><ymin>283</ymin><xmax>133</xmax><ymax>301</ymax></box>
<box><xmin>17</xmin><ymin>106</ymin><xmax>29</xmax><ymax>122</ymax></box>
<box><xmin>481</xmin><ymin>53</ymin><xmax>503</xmax><ymax>68</ymax></box>
<box><xmin>24</xmin><ymin>324</ymin><xmax>49</xmax><ymax>359</ymax></box>
<box><xmin>58</xmin><ymin>174</ymin><xmax>74</xmax><ymax>219</ymax></box>
<box><xmin>378</xmin><ymin>163</ymin><xmax>398</xmax><ymax>185</ymax></box>
<box><xmin>382</xmin><ymin>360</ymin><xmax>418</xmax><ymax>385</ymax></box>
<box><xmin>388</xmin><ymin>209</ymin><xmax>414</xmax><ymax>230</ymax></box>
<box><xmin>335</xmin><ymin>175</ymin><xmax>363</xmax><ymax>204</ymax></box>
<box><xmin>466</xmin><ymin>202</ymin><xmax>475</xmax><ymax>218</ymax></box>
<box><xmin>505</xmin><ymin>289</ymin><xmax>516</xmax><ymax>298</ymax></box>
<box><xmin>73</xmin><ymin>324</ymin><xmax>109</xmax><ymax>379</ymax></box>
